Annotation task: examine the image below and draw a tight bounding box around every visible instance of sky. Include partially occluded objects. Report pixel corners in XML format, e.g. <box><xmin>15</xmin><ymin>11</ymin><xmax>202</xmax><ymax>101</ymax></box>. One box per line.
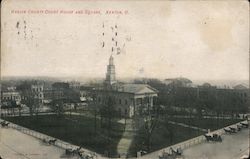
<box><xmin>1</xmin><ymin>0</ymin><xmax>249</xmax><ymax>81</ymax></box>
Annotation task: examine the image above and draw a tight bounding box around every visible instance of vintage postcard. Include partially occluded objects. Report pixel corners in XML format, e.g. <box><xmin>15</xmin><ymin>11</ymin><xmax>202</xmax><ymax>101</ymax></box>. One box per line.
<box><xmin>0</xmin><ymin>0</ymin><xmax>249</xmax><ymax>159</ymax></box>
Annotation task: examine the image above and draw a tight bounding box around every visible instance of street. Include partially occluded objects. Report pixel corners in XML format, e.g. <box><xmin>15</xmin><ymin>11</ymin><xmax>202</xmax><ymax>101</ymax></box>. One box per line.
<box><xmin>0</xmin><ymin>127</ymin><xmax>77</xmax><ymax>159</ymax></box>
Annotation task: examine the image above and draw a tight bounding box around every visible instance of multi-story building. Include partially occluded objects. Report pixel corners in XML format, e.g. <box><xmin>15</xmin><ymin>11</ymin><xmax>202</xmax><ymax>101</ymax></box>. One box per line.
<box><xmin>69</xmin><ymin>81</ymin><xmax>81</xmax><ymax>90</ymax></box>
<box><xmin>51</xmin><ymin>82</ymin><xmax>70</xmax><ymax>100</ymax></box>
<box><xmin>31</xmin><ymin>83</ymin><xmax>44</xmax><ymax>104</ymax></box>
<box><xmin>157</xmin><ymin>80</ymin><xmax>249</xmax><ymax>114</ymax></box>
<box><xmin>1</xmin><ymin>86</ymin><xmax>21</xmax><ymax>110</ymax></box>
<box><xmin>1</xmin><ymin>91</ymin><xmax>21</xmax><ymax>103</ymax></box>
<box><xmin>94</xmin><ymin>55</ymin><xmax>158</xmax><ymax>117</ymax></box>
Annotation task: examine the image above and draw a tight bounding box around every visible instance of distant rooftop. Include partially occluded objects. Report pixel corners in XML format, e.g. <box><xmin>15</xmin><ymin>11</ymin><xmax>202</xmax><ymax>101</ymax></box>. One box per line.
<box><xmin>233</xmin><ymin>84</ymin><xmax>249</xmax><ymax>90</ymax></box>
<box><xmin>164</xmin><ymin>77</ymin><xmax>193</xmax><ymax>87</ymax></box>
<box><xmin>165</xmin><ymin>77</ymin><xmax>192</xmax><ymax>83</ymax></box>
<box><xmin>118</xmin><ymin>84</ymin><xmax>158</xmax><ymax>94</ymax></box>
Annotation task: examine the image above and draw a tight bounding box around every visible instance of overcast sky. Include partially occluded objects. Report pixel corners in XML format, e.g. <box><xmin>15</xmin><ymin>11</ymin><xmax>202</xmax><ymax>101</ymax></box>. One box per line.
<box><xmin>1</xmin><ymin>0</ymin><xmax>249</xmax><ymax>81</ymax></box>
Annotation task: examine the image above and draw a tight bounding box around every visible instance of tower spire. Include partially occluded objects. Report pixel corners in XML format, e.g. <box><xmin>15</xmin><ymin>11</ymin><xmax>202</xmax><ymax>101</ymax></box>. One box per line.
<box><xmin>109</xmin><ymin>55</ymin><xmax>114</xmax><ymax>65</ymax></box>
<box><xmin>104</xmin><ymin>55</ymin><xmax>116</xmax><ymax>89</ymax></box>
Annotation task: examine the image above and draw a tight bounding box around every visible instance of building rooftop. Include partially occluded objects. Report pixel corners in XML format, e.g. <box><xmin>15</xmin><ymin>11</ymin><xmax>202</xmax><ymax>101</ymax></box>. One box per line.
<box><xmin>118</xmin><ymin>84</ymin><xmax>158</xmax><ymax>95</ymax></box>
<box><xmin>164</xmin><ymin>77</ymin><xmax>193</xmax><ymax>87</ymax></box>
<box><xmin>233</xmin><ymin>84</ymin><xmax>249</xmax><ymax>90</ymax></box>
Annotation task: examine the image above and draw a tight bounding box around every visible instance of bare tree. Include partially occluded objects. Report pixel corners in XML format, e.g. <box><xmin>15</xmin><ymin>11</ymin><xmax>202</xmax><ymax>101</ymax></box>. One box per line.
<box><xmin>142</xmin><ymin>96</ymin><xmax>159</xmax><ymax>152</ymax></box>
<box><xmin>100</xmin><ymin>95</ymin><xmax>116</xmax><ymax>133</ymax></box>
<box><xmin>144</xmin><ymin>114</ymin><xmax>158</xmax><ymax>151</ymax></box>
<box><xmin>87</xmin><ymin>92</ymin><xmax>98</xmax><ymax>135</ymax></box>
<box><xmin>17</xmin><ymin>82</ymin><xmax>35</xmax><ymax>116</ymax></box>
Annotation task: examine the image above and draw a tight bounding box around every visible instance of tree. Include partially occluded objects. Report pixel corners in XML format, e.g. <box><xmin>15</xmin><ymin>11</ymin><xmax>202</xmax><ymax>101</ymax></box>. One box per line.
<box><xmin>138</xmin><ymin>96</ymin><xmax>160</xmax><ymax>152</ymax></box>
<box><xmin>99</xmin><ymin>95</ymin><xmax>117</xmax><ymax>131</ymax></box>
<box><xmin>18</xmin><ymin>105</ymin><xmax>22</xmax><ymax>116</ymax></box>
<box><xmin>50</xmin><ymin>82</ymin><xmax>80</xmax><ymax>116</ymax></box>
<box><xmin>50</xmin><ymin>98</ymin><xmax>64</xmax><ymax>116</ymax></box>
<box><xmin>17</xmin><ymin>81</ymin><xmax>37</xmax><ymax>116</ymax></box>
<box><xmin>86</xmin><ymin>92</ymin><xmax>98</xmax><ymax>135</ymax></box>
<box><xmin>98</xmin><ymin>94</ymin><xmax>117</xmax><ymax>157</ymax></box>
<box><xmin>143</xmin><ymin>113</ymin><xmax>158</xmax><ymax>151</ymax></box>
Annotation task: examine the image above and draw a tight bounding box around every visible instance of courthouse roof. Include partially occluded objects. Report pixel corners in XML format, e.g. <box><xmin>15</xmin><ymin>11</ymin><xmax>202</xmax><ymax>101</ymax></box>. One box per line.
<box><xmin>118</xmin><ymin>84</ymin><xmax>158</xmax><ymax>95</ymax></box>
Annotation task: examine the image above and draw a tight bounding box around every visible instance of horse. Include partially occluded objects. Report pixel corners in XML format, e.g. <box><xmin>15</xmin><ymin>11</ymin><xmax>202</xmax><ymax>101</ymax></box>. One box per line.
<box><xmin>159</xmin><ymin>151</ymin><xmax>172</xmax><ymax>159</ymax></box>
<box><xmin>204</xmin><ymin>134</ymin><xmax>213</xmax><ymax>141</ymax></box>
<box><xmin>204</xmin><ymin>134</ymin><xmax>222</xmax><ymax>142</ymax></box>
<box><xmin>170</xmin><ymin>147</ymin><xmax>182</xmax><ymax>156</ymax></box>
<box><xmin>212</xmin><ymin>134</ymin><xmax>222</xmax><ymax>142</ymax></box>
<box><xmin>65</xmin><ymin>146</ymin><xmax>82</xmax><ymax>156</ymax></box>
<box><xmin>78</xmin><ymin>152</ymin><xmax>95</xmax><ymax>159</ymax></box>
<box><xmin>48</xmin><ymin>139</ymin><xmax>57</xmax><ymax>145</ymax></box>
<box><xmin>65</xmin><ymin>148</ymin><xmax>78</xmax><ymax>156</ymax></box>
<box><xmin>41</xmin><ymin>138</ymin><xmax>50</xmax><ymax>145</ymax></box>
<box><xmin>237</xmin><ymin>125</ymin><xmax>242</xmax><ymax>131</ymax></box>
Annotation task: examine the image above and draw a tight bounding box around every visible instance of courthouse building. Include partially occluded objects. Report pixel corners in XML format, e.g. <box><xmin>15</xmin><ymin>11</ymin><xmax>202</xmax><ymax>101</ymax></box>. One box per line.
<box><xmin>94</xmin><ymin>55</ymin><xmax>158</xmax><ymax>117</ymax></box>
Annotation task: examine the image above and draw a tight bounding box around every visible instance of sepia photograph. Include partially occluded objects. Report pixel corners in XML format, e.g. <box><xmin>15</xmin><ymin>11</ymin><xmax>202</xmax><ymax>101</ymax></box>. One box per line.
<box><xmin>0</xmin><ymin>0</ymin><xmax>249</xmax><ymax>159</ymax></box>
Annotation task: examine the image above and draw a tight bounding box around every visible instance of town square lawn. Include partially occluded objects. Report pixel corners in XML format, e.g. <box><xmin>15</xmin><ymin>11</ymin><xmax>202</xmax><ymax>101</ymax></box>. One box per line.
<box><xmin>5</xmin><ymin>114</ymin><xmax>124</xmax><ymax>157</ymax></box>
<box><xmin>128</xmin><ymin>119</ymin><xmax>203</xmax><ymax>157</ymax></box>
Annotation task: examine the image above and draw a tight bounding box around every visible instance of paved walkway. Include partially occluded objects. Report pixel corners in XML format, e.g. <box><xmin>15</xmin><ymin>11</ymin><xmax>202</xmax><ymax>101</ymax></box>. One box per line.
<box><xmin>0</xmin><ymin>126</ymin><xmax>106</xmax><ymax>159</ymax></box>
<box><xmin>182</xmin><ymin>128</ymin><xmax>249</xmax><ymax>159</ymax></box>
<box><xmin>1</xmin><ymin>112</ymin><xmax>56</xmax><ymax>117</ymax></box>
<box><xmin>117</xmin><ymin>119</ymin><xmax>135</xmax><ymax>157</ymax></box>
<box><xmin>168</xmin><ymin>120</ymin><xmax>208</xmax><ymax>132</ymax></box>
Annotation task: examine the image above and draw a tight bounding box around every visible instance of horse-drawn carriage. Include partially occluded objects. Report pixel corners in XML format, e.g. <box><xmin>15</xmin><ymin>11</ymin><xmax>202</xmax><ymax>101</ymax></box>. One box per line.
<box><xmin>65</xmin><ymin>146</ymin><xmax>96</xmax><ymax>159</ymax></box>
<box><xmin>65</xmin><ymin>146</ymin><xmax>82</xmax><ymax>156</ymax></box>
<box><xmin>240</xmin><ymin>122</ymin><xmax>249</xmax><ymax>128</ymax></box>
<box><xmin>224</xmin><ymin>127</ymin><xmax>237</xmax><ymax>134</ymax></box>
<box><xmin>78</xmin><ymin>152</ymin><xmax>96</xmax><ymax>159</ymax></box>
<box><xmin>236</xmin><ymin>125</ymin><xmax>241</xmax><ymax>131</ymax></box>
<box><xmin>204</xmin><ymin>134</ymin><xmax>222</xmax><ymax>142</ymax></box>
<box><xmin>0</xmin><ymin>121</ymin><xmax>9</xmax><ymax>127</ymax></box>
<box><xmin>159</xmin><ymin>147</ymin><xmax>182</xmax><ymax>159</ymax></box>
<box><xmin>41</xmin><ymin>138</ymin><xmax>57</xmax><ymax>145</ymax></box>
<box><xmin>229</xmin><ymin>127</ymin><xmax>237</xmax><ymax>133</ymax></box>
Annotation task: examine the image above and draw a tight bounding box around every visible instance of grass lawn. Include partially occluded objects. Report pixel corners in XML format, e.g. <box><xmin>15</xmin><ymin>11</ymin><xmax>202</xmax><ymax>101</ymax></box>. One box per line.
<box><xmin>5</xmin><ymin>115</ymin><xmax>124</xmax><ymax>157</ymax></box>
<box><xmin>169</xmin><ymin>117</ymin><xmax>244</xmax><ymax>131</ymax></box>
<box><xmin>128</xmin><ymin>120</ymin><xmax>203</xmax><ymax>157</ymax></box>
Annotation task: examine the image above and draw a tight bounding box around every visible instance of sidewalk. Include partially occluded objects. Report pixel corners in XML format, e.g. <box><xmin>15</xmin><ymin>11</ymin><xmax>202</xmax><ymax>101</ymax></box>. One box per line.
<box><xmin>168</xmin><ymin>120</ymin><xmax>208</xmax><ymax>132</ymax></box>
<box><xmin>0</xmin><ymin>128</ymin><xmax>71</xmax><ymax>159</ymax></box>
<box><xmin>117</xmin><ymin>119</ymin><xmax>135</xmax><ymax>157</ymax></box>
